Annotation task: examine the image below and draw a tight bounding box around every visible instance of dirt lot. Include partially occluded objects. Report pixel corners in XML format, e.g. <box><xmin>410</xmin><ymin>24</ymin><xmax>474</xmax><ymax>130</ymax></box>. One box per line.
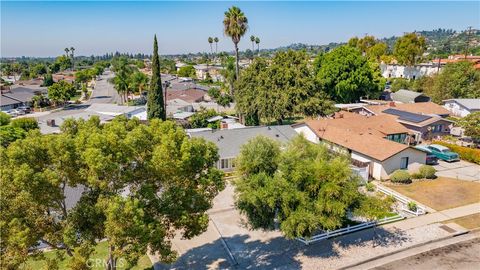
<box><xmin>387</xmin><ymin>177</ymin><xmax>480</xmax><ymax>211</ymax></box>
<box><xmin>372</xmin><ymin>237</ymin><xmax>480</xmax><ymax>270</ymax></box>
<box><xmin>443</xmin><ymin>213</ymin><xmax>480</xmax><ymax>230</ymax></box>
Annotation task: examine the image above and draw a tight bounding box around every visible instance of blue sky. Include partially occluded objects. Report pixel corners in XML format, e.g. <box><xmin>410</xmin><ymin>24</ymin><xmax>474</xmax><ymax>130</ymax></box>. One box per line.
<box><xmin>1</xmin><ymin>1</ymin><xmax>479</xmax><ymax>57</ymax></box>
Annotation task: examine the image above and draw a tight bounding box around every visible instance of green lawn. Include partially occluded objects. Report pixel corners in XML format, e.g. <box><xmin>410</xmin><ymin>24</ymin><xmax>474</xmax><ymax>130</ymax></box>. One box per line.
<box><xmin>25</xmin><ymin>241</ymin><xmax>153</xmax><ymax>270</ymax></box>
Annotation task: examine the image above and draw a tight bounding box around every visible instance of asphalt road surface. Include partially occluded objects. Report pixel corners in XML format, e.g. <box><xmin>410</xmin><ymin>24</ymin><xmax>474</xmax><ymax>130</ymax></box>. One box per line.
<box><xmin>371</xmin><ymin>237</ymin><xmax>480</xmax><ymax>270</ymax></box>
<box><xmin>87</xmin><ymin>70</ymin><xmax>120</xmax><ymax>104</ymax></box>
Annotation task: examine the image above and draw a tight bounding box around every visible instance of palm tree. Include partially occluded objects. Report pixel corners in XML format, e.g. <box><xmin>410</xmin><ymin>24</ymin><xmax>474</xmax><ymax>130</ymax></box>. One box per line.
<box><xmin>69</xmin><ymin>47</ymin><xmax>75</xmax><ymax>71</ymax></box>
<box><xmin>208</xmin><ymin>37</ymin><xmax>214</xmax><ymax>56</ymax></box>
<box><xmin>214</xmin><ymin>37</ymin><xmax>219</xmax><ymax>55</ymax></box>
<box><xmin>223</xmin><ymin>6</ymin><xmax>248</xmax><ymax>81</ymax></box>
<box><xmin>255</xmin><ymin>37</ymin><xmax>260</xmax><ymax>55</ymax></box>
<box><xmin>250</xmin><ymin>35</ymin><xmax>255</xmax><ymax>51</ymax></box>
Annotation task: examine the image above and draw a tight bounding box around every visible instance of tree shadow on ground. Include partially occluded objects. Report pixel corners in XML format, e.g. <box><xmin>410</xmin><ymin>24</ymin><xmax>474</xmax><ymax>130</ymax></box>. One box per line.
<box><xmin>155</xmin><ymin>226</ymin><xmax>409</xmax><ymax>270</ymax></box>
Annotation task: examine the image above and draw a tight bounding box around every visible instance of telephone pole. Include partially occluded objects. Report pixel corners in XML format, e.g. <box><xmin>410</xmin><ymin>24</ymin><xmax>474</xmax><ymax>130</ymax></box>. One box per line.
<box><xmin>464</xmin><ymin>26</ymin><xmax>473</xmax><ymax>59</ymax></box>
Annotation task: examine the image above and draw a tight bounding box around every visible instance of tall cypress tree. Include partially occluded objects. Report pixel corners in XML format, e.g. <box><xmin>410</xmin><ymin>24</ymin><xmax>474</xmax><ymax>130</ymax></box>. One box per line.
<box><xmin>147</xmin><ymin>35</ymin><xmax>166</xmax><ymax>120</ymax></box>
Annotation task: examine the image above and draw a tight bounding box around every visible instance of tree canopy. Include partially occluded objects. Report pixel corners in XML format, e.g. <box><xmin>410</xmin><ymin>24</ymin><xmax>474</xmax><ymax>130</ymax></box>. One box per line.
<box><xmin>458</xmin><ymin>112</ymin><xmax>480</xmax><ymax>140</ymax></box>
<box><xmin>393</xmin><ymin>33</ymin><xmax>426</xmax><ymax>66</ymax></box>
<box><xmin>234</xmin><ymin>135</ymin><xmax>392</xmax><ymax>239</ymax></box>
<box><xmin>235</xmin><ymin>50</ymin><xmax>335</xmax><ymax>124</ymax></box>
<box><xmin>147</xmin><ymin>35</ymin><xmax>166</xmax><ymax>120</ymax></box>
<box><xmin>315</xmin><ymin>45</ymin><xmax>385</xmax><ymax>103</ymax></box>
<box><xmin>422</xmin><ymin>61</ymin><xmax>480</xmax><ymax>103</ymax></box>
<box><xmin>47</xmin><ymin>80</ymin><xmax>76</xmax><ymax>105</ymax></box>
<box><xmin>0</xmin><ymin>117</ymin><xmax>224</xmax><ymax>269</ymax></box>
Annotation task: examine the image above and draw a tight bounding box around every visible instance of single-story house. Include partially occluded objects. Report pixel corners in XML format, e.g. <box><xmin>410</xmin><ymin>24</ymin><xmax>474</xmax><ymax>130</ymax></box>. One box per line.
<box><xmin>391</xmin><ymin>89</ymin><xmax>430</xmax><ymax>103</ymax></box>
<box><xmin>1</xmin><ymin>87</ymin><xmax>47</xmax><ymax>110</ymax></box>
<box><xmin>85</xmin><ymin>103</ymin><xmax>147</xmax><ymax>120</ymax></box>
<box><xmin>166</xmin><ymin>89</ymin><xmax>205</xmax><ymax>103</ymax></box>
<box><xmin>293</xmin><ymin>112</ymin><xmax>426</xmax><ymax>180</ymax></box>
<box><xmin>443</xmin><ymin>99</ymin><xmax>480</xmax><ymax>117</ymax></box>
<box><xmin>188</xmin><ymin>125</ymin><xmax>297</xmax><ymax>172</ymax></box>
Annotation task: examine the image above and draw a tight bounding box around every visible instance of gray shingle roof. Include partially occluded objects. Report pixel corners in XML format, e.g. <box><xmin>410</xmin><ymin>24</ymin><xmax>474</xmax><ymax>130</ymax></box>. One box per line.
<box><xmin>189</xmin><ymin>125</ymin><xmax>297</xmax><ymax>158</ymax></box>
<box><xmin>447</xmin><ymin>99</ymin><xmax>480</xmax><ymax>110</ymax></box>
<box><xmin>391</xmin><ymin>89</ymin><xmax>429</xmax><ymax>103</ymax></box>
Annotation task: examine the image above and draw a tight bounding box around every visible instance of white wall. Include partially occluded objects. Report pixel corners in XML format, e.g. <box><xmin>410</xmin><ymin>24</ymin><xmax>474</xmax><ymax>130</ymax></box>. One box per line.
<box><xmin>380</xmin><ymin>64</ymin><xmax>440</xmax><ymax>79</ymax></box>
<box><xmin>379</xmin><ymin>148</ymin><xmax>426</xmax><ymax>179</ymax></box>
<box><xmin>443</xmin><ymin>101</ymin><xmax>472</xmax><ymax>117</ymax></box>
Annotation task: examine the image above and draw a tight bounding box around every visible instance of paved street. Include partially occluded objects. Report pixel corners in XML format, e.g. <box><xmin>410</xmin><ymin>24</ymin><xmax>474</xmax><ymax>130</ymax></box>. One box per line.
<box><xmin>87</xmin><ymin>70</ymin><xmax>120</xmax><ymax>104</ymax></box>
<box><xmin>433</xmin><ymin>160</ymin><xmax>480</xmax><ymax>182</ymax></box>
<box><xmin>369</xmin><ymin>235</ymin><xmax>480</xmax><ymax>270</ymax></box>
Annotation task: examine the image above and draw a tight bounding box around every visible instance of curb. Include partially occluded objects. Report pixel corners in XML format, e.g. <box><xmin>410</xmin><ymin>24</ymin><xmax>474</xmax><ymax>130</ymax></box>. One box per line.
<box><xmin>337</xmin><ymin>230</ymin><xmax>472</xmax><ymax>270</ymax></box>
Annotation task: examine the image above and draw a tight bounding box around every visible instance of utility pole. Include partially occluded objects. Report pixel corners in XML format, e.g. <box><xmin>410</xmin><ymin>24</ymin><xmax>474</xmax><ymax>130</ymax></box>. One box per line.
<box><xmin>464</xmin><ymin>26</ymin><xmax>473</xmax><ymax>59</ymax></box>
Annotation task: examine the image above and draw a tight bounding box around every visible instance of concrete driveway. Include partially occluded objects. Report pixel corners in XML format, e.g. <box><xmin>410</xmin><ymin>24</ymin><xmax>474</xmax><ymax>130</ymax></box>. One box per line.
<box><xmin>433</xmin><ymin>160</ymin><xmax>480</xmax><ymax>182</ymax></box>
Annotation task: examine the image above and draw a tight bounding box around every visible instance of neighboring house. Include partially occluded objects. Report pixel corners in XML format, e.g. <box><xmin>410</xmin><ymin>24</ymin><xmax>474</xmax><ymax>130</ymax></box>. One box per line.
<box><xmin>364</xmin><ymin>102</ymin><xmax>453</xmax><ymax>142</ymax></box>
<box><xmin>443</xmin><ymin>99</ymin><xmax>480</xmax><ymax>117</ymax></box>
<box><xmin>85</xmin><ymin>103</ymin><xmax>147</xmax><ymax>120</ymax></box>
<box><xmin>293</xmin><ymin>112</ymin><xmax>426</xmax><ymax>180</ymax></box>
<box><xmin>189</xmin><ymin>125</ymin><xmax>297</xmax><ymax>172</ymax></box>
<box><xmin>391</xmin><ymin>89</ymin><xmax>430</xmax><ymax>103</ymax></box>
<box><xmin>0</xmin><ymin>87</ymin><xmax>47</xmax><ymax>110</ymax></box>
<box><xmin>380</xmin><ymin>63</ymin><xmax>440</xmax><ymax>79</ymax></box>
<box><xmin>166</xmin><ymin>89</ymin><xmax>205</xmax><ymax>103</ymax></box>
<box><xmin>193</xmin><ymin>64</ymin><xmax>224</xmax><ymax>82</ymax></box>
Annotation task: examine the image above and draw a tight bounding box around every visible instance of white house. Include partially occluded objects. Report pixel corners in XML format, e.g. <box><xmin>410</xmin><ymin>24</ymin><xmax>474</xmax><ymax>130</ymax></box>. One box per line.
<box><xmin>380</xmin><ymin>63</ymin><xmax>440</xmax><ymax>80</ymax></box>
<box><xmin>443</xmin><ymin>99</ymin><xmax>480</xmax><ymax>117</ymax></box>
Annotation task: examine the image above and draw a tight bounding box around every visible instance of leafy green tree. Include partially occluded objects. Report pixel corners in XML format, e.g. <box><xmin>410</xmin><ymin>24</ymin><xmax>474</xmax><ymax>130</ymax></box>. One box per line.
<box><xmin>42</xmin><ymin>73</ymin><xmax>54</xmax><ymax>87</ymax></box>
<box><xmin>0</xmin><ymin>125</ymin><xmax>26</xmax><ymax>147</ymax></box>
<box><xmin>390</xmin><ymin>78</ymin><xmax>413</xmax><ymax>92</ymax></box>
<box><xmin>422</xmin><ymin>61</ymin><xmax>480</xmax><ymax>103</ymax></box>
<box><xmin>315</xmin><ymin>45</ymin><xmax>385</xmax><ymax>103</ymax></box>
<box><xmin>111</xmin><ymin>57</ymin><xmax>136</xmax><ymax>103</ymax></box>
<box><xmin>55</xmin><ymin>55</ymin><xmax>73</xmax><ymax>71</ymax></box>
<box><xmin>189</xmin><ymin>108</ymin><xmax>220</xmax><ymax>129</ymax></box>
<box><xmin>235</xmin><ymin>135</ymin><xmax>392</xmax><ymax>238</ymax></box>
<box><xmin>129</xmin><ymin>71</ymin><xmax>149</xmax><ymax>94</ymax></box>
<box><xmin>147</xmin><ymin>35</ymin><xmax>166</xmax><ymax>120</ymax></box>
<box><xmin>458</xmin><ymin>112</ymin><xmax>480</xmax><ymax>140</ymax></box>
<box><xmin>177</xmin><ymin>65</ymin><xmax>196</xmax><ymax>78</ymax></box>
<box><xmin>349</xmin><ymin>36</ymin><xmax>388</xmax><ymax>62</ymax></box>
<box><xmin>47</xmin><ymin>81</ymin><xmax>76</xmax><ymax>105</ymax></box>
<box><xmin>10</xmin><ymin>117</ymin><xmax>39</xmax><ymax>132</ymax></box>
<box><xmin>236</xmin><ymin>50</ymin><xmax>336</xmax><ymax>124</ymax></box>
<box><xmin>1</xmin><ymin>117</ymin><xmax>224</xmax><ymax>270</ymax></box>
<box><xmin>223</xmin><ymin>6</ymin><xmax>248</xmax><ymax>81</ymax></box>
<box><xmin>0</xmin><ymin>111</ymin><xmax>11</xmax><ymax>126</ymax></box>
<box><xmin>394</xmin><ymin>33</ymin><xmax>426</xmax><ymax>66</ymax></box>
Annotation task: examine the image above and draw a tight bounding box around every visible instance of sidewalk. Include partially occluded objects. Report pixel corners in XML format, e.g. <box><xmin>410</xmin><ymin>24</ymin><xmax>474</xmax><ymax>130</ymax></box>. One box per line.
<box><xmin>383</xmin><ymin>202</ymin><xmax>480</xmax><ymax>230</ymax></box>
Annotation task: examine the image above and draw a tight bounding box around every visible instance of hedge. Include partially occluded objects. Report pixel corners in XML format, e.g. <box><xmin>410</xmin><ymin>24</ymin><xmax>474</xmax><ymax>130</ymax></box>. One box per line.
<box><xmin>414</xmin><ymin>165</ymin><xmax>436</xmax><ymax>179</ymax></box>
<box><xmin>433</xmin><ymin>141</ymin><xmax>480</xmax><ymax>164</ymax></box>
<box><xmin>390</xmin><ymin>170</ymin><xmax>412</xmax><ymax>183</ymax></box>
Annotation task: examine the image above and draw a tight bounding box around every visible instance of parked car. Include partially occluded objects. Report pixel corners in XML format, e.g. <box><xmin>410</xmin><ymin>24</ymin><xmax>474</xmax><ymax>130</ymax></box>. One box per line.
<box><xmin>427</xmin><ymin>144</ymin><xmax>460</xmax><ymax>162</ymax></box>
<box><xmin>456</xmin><ymin>137</ymin><xmax>476</xmax><ymax>148</ymax></box>
<box><xmin>5</xmin><ymin>109</ymin><xmax>19</xmax><ymax>117</ymax></box>
<box><xmin>17</xmin><ymin>106</ymin><xmax>31</xmax><ymax>114</ymax></box>
<box><xmin>414</xmin><ymin>145</ymin><xmax>439</xmax><ymax>165</ymax></box>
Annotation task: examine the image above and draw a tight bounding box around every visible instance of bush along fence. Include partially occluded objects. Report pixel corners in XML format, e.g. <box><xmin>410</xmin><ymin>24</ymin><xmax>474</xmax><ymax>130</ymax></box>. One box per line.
<box><xmin>296</xmin><ymin>215</ymin><xmax>405</xmax><ymax>245</ymax></box>
<box><xmin>375</xmin><ymin>184</ymin><xmax>427</xmax><ymax>216</ymax></box>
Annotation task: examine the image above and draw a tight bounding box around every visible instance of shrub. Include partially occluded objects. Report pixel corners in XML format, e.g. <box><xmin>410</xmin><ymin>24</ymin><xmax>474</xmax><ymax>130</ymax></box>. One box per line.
<box><xmin>10</xmin><ymin>117</ymin><xmax>39</xmax><ymax>132</ymax></box>
<box><xmin>366</xmin><ymin>182</ymin><xmax>375</xmax><ymax>192</ymax></box>
<box><xmin>0</xmin><ymin>112</ymin><xmax>11</xmax><ymax>126</ymax></box>
<box><xmin>419</xmin><ymin>165</ymin><xmax>436</xmax><ymax>179</ymax></box>
<box><xmin>390</xmin><ymin>170</ymin><xmax>411</xmax><ymax>183</ymax></box>
<box><xmin>408</xmin><ymin>201</ymin><xmax>417</xmax><ymax>212</ymax></box>
<box><xmin>433</xmin><ymin>141</ymin><xmax>480</xmax><ymax>164</ymax></box>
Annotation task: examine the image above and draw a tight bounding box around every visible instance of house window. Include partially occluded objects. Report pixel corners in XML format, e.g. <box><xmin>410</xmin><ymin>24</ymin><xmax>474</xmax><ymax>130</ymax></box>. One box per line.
<box><xmin>221</xmin><ymin>159</ymin><xmax>228</xmax><ymax>169</ymax></box>
<box><xmin>400</xmin><ymin>157</ymin><xmax>409</xmax><ymax>169</ymax></box>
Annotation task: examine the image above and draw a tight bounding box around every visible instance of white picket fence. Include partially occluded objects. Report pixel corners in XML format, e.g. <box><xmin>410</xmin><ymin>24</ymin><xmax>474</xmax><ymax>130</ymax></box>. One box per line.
<box><xmin>376</xmin><ymin>184</ymin><xmax>427</xmax><ymax>216</ymax></box>
<box><xmin>296</xmin><ymin>214</ymin><xmax>405</xmax><ymax>245</ymax></box>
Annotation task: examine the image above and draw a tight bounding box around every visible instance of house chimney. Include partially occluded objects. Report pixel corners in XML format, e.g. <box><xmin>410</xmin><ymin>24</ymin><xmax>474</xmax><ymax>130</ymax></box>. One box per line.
<box><xmin>220</xmin><ymin>122</ymin><xmax>228</xmax><ymax>130</ymax></box>
<box><xmin>389</xmin><ymin>101</ymin><xmax>396</xmax><ymax>107</ymax></box>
